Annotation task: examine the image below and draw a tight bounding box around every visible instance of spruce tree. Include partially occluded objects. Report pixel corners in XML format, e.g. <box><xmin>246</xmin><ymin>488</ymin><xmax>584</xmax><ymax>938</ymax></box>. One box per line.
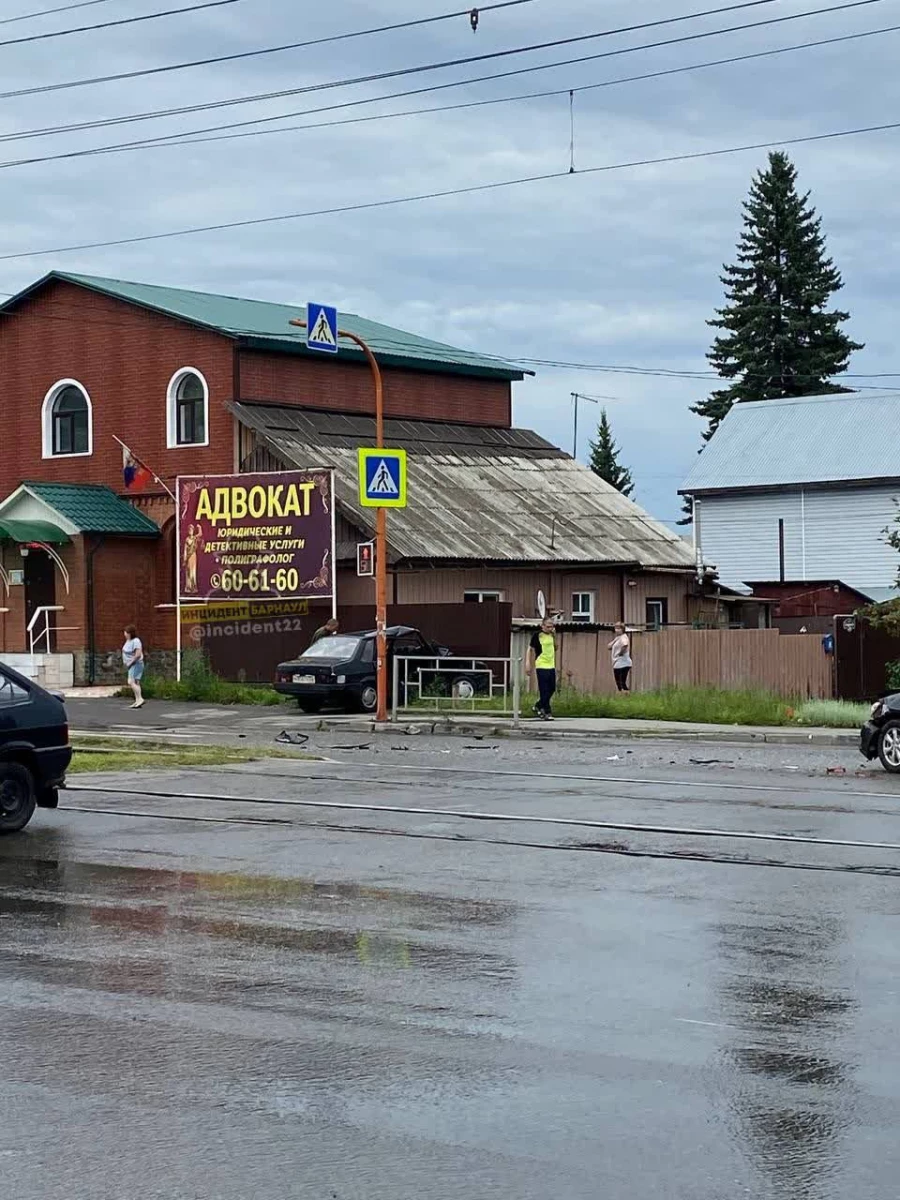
<box><xmin>681</xmin><ymin>151</ymin><xmax>863</xmax><ymax>520</ymax></box>
<box><xmin>589</xmin><ymin>410</ymin><xmax>634</xmax><ymax>497</ymax></box>
<box><xmin>694</xmin><ymin>151</ymin><xmax>862</xmax><ymax>438</ymax></box>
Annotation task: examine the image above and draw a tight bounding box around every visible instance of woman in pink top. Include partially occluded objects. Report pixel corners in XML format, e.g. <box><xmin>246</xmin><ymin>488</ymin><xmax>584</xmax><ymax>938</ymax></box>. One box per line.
<box><xmin>608</xmin><ymin>622</ymin><xmax>632</xmax><ymax>692</ymax></box>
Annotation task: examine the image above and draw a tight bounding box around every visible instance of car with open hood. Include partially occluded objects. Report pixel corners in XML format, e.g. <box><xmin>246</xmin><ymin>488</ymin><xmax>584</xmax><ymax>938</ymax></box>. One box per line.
<box><xmin>274</xmin><ymin>625</ymin><xmax>490</xmax><ymax>713</ymax></box>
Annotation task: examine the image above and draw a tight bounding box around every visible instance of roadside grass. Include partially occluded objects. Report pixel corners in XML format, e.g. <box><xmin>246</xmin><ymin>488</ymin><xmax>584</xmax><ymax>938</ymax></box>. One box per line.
<box><xmin>119</xmin><ymin>648</ymin><xmax>286</xmax><ymax>706</ymax></box>
<box><xmin>69</xmin><ymin>737</ymin><xmax>309</xmax><ymax>773</ymax></box>
<box><xmin>130</xmin><ymin>677</ymin><xmax>286</xmax><ymax>706</ymax></box>
<box><xmin>550</xmin><ymin>687</ymin><xmax>791</xmax><ymax>725</ymax></box>
<box><xmin>792</xmin><ymin>699</ymin><xmax>870</xmax><ymax>728</ymax></box>
<box><xmin>411</xmin><ymin>688</ymin><xmax>867</xmax><ymax>728</ymax></box>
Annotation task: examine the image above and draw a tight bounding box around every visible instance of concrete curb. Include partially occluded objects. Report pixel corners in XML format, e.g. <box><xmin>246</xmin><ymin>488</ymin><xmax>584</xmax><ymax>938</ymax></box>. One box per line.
<box><xmin>316</xmin><ymin>716</ymin><xmax>858</xmax><ymax>747</ymax></box>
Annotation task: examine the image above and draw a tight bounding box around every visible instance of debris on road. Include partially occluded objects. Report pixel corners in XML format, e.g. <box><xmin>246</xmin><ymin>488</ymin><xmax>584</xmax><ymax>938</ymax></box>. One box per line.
<box><xmin>275</xmin><ymin>730</ymin><xmax>310</xmax><ymax>746</ymax></box>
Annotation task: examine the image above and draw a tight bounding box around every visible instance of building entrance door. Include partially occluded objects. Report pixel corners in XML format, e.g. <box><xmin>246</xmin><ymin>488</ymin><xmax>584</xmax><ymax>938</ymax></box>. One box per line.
<box><xmin>24</xmin><ymin>549</ymin><xmax>57</xmax><ymax>651</ymax></box>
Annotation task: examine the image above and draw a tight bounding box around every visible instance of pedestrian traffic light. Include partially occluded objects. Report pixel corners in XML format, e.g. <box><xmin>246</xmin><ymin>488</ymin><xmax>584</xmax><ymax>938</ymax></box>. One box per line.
<box><xmin>357</xmin><ymin>541</ymin><xmax>374</xmax><ymax>577</ymax></box>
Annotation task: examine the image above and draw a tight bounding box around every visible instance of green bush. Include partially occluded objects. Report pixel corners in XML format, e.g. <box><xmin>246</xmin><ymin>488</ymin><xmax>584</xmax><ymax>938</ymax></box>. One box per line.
<box><xmin>886</xmin><ymin>660</ymin><xmax>900</xmax><ymax>691</ymax></box>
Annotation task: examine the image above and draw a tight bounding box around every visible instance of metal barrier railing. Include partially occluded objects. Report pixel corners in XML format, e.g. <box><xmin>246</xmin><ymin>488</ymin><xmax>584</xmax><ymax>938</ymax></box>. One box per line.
<box><xmin>391</xmin><ymin>655</ymin><xmax>521</xmax><ymax>723</ymax></box>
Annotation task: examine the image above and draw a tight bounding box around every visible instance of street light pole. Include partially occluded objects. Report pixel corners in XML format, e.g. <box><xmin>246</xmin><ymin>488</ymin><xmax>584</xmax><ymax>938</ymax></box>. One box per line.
<box><xmin>570</xmin><ymin>392</ymin><xmax>598</xmax><ymax>459</ymax></box>
<box><xmin>289</xmin><ymin>318</ymin><xmax>389</xmax><ymax>722</ymax></box>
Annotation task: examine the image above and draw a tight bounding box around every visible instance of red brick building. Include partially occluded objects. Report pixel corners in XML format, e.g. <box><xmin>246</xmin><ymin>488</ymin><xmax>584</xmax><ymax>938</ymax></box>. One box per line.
<box><xmin>0</xmin><ymin>271</ymin><xmax>699</xmax><ymax>685</ymax></box>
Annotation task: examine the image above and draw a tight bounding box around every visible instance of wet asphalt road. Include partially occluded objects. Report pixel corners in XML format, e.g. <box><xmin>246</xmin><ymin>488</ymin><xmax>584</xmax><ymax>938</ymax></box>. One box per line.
<box><xmin>3</xmin><ymin>738</ymin><xmax>900</xmax><ymax>1199</ymax></box>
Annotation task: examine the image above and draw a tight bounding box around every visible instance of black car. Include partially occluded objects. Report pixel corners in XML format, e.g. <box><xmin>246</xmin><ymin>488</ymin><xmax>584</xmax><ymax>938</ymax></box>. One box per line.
<box><xmin>274</xmin><ymin>625</ymin><xmax>489</xmax><ymax>713</ymax></box>
<box><xmin>860</xmin><ymin>692</ymin><xmax>900</xmax><ymax>773</ymax></box>
<box><xmin>0</xmin><ymin>661</ymin><xmax>72</xmax><ymax>834</ymax></box>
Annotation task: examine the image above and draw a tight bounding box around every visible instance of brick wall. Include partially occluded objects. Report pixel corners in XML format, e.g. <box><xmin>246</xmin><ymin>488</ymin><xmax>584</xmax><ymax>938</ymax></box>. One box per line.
<box><xmin>0</xmin><ymin>279</ymin><xmax>515</xmax><ymax>509</ymax></box>
<box><xmin>0</xmin><ymin>279</ymin><xmax>236</xmax><ymax>498</ymax></box>
<box><xmin>237</xmin><ymin>348</ymin><xmax>512</xmax><ymax>426</ymax></box>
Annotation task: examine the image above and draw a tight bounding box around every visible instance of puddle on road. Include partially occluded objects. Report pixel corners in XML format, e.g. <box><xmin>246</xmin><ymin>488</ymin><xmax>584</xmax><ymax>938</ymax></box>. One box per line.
<box><xmin>714</xmin><ymin>915</ymin><xmax>860</xmax><ymax>1198</ymax></box>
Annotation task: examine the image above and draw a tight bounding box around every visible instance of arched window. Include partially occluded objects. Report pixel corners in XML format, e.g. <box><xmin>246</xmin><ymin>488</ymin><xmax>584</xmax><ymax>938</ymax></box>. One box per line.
<box><xmin>42</xmin><ymin>379</ymin><xmax>92</xmax><ymax>458</ymax></box>
<box><xmin>167</xmin><ymin>367</ymin><xmax>209</xmax><ymax>448</ymax></box>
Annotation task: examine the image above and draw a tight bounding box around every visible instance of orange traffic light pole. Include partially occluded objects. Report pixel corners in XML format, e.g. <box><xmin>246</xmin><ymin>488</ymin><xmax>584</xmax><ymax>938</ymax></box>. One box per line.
<box><xmin>289</xmin><ymin>319</ymin><xmax>389</xmax><ymax>721</ymax></box>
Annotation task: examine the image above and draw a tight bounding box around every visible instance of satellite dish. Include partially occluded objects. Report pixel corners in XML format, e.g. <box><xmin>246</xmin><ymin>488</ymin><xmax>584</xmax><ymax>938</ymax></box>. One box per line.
<box><xmin>536</xmin><ymin>590</ymin><xmax>547</xmax><ymax>619</ymax></box>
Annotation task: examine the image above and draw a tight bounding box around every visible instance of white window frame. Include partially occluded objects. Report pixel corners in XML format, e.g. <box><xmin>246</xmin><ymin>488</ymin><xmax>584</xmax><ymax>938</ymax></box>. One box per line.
<box><xmin>42</xmin><ymin>378</ymin><xmax>93</xmax><ymax>459</ymax></box>
<box><xmin>166</xmin><ymin>366</ymin><xmax>210</xmax><ymax>449</ymax></box>
<box><xmin>646</xmin><ymin>598</ymin><xmax>668</xmax><ymax>631</ymax></box>
<box><xmin>463</xmin><ymin>590</ymin><xmax>503</xmax><ymax>603</ymax></box>
<box><xmin>571</xmin><ymin>591</ymin><xmax>595</xmax><ymax>623</ymax></box>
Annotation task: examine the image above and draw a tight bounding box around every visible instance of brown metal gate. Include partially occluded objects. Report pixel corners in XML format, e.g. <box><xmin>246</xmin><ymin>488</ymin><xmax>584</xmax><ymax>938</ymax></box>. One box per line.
<box><xmin>192</xmin><ymin>601</ymin><xmax>513</xmax><ymax>683</ymax></box>
<box><xmin>834</xmin><ymin>615</ymin><xmax>900</xmax><ymax>701</ymax></box>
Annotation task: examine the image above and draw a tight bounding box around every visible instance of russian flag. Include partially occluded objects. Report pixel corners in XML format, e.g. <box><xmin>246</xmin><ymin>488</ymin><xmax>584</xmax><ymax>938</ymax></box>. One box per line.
<box><xmin>122</xmin><ymin>442</ymin><xmax>153</xmax><ymax>491</ymax></box>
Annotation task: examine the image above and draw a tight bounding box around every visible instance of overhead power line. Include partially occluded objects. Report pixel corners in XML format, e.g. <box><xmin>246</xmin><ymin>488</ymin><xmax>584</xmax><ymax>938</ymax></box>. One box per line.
<box><xmin>0</xmin><ymin>0</ymin><xmax>114</xmax><ymax>25</ymax></box>
<box><xmin>2</xmin><ymin>113</ymin><xmax>899</xmax><ymax>262</ymax></box>
<box><xmin>0</xmin><ymin>300</ymin><xmax>892</xmax><ymax>390</ymax></box>
<box><xmin>0</xmin><ymin>0</ymin><xmax>245</xmax><ymax>49</ymax></box>
<box><xmin>0</xmin><ymin>0</ymin><xmax>882</xmax><ymax>148</ymax></box>
<box><xmin>1</xmin><ymin>19</ymin><xmax>896</xmax><ymax>174</ymax></box>
<box><xmin>0</xmin><ymin>0</ymin><xmax>771</xmax><ymax>103</ymax></box>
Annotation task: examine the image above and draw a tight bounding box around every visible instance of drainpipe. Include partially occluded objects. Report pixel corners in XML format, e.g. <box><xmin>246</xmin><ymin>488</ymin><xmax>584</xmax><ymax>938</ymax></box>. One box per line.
<box><xmin>86</xmin><ymin>535</ymin><xmax>105</xmax><ymax>684</ymax></box>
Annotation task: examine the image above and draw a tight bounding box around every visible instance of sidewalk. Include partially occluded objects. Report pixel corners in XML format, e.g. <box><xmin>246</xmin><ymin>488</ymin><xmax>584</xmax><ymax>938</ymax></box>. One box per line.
<box><xmin>317</xmin><ymin>713</ymin><xmax>859</xmax><ymax>746</ymax></box>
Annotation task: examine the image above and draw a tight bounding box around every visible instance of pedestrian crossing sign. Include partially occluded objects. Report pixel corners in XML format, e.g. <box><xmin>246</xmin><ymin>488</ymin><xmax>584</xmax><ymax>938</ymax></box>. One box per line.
<box><xmin>358</xmin><ymin>447</ymin><xmax>407</xmax><ymax>508</ymax></box>
<box><xmin>306</xmin><ymin>301</ymin><xmax>338</xmax><ymax>353</ymax></box>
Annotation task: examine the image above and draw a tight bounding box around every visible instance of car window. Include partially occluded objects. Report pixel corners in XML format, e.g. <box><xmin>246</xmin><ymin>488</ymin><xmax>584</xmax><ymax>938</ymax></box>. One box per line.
<box><xmin>359</xmin><ymin>639</ymin><xmax>375</xmax><ymax>664</ymax></box>
<box><xmin>393</xmin><ymin>635</ymin><xmax>428</xmax><ymax>656</ymax></box>
<box><xmin>299</xmin><ymin>637</ymin><xmax>361</xmax><ymax>660</ymax></box>
<box><xmin>0</xmin><ymin>672</ymin><xmax>30</xmax><ymax>708</ymax></box>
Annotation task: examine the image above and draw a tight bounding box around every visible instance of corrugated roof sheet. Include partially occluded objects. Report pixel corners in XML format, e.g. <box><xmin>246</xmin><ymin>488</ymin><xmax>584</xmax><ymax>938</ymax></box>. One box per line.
<box><xmin>24</xmin><ymin>482</ymin><xmax>160</xmax><ymax>535</ymax></box>
<box><xmin>233</xmin><ymin>403</ymin><xmax>695</xmax><ymax>570</ymax></box>
<box><xmin>5</xmin><ymin>271</ymin><xmax>523</xmax><ymax>381</ymax></box>
<box><xmin>681</xmin><ymin>390</ymin><xmax>900</xmax><ymax>493</ymax></box>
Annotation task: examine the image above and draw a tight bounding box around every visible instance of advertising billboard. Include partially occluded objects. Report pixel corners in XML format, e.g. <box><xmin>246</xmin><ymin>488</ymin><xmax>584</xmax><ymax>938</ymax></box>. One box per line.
<box><xmin>177</xmin><ymin>470</ymin><xmax>334</xmax><ymax>603</ymax></box>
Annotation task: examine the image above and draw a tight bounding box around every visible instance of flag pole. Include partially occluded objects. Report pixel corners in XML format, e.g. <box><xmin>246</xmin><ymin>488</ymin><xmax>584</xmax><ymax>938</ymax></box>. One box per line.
<box><xmin>112</xmin><ymin>434</ymin><xmax>176</xmax><ymax>501</ymax></box>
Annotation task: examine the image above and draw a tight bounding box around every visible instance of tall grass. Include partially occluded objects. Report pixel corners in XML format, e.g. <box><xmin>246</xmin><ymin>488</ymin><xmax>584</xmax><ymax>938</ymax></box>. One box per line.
<box><xmin>792</xmin><ymin>699</ymin><xmax>870</xmax><ymax>728</ymax></box>
<box><xmin>551</xmin><ymin>687</ymin><xmax>791</xmax><ymax>726</ymax></box>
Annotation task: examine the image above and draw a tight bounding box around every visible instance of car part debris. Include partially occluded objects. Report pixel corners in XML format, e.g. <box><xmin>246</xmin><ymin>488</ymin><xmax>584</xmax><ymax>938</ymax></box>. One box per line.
<box><xmin>275</xmin><ymin>730</ymin><xmax>310</xmax><ymax>746</ymax></box>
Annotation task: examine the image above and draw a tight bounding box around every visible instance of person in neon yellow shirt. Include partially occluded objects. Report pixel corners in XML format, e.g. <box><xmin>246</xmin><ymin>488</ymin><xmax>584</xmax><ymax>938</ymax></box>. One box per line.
<box><xmin>526</xmin><ymin>617</ymin><xmax>557</xmax><ymax>720</ymax></box>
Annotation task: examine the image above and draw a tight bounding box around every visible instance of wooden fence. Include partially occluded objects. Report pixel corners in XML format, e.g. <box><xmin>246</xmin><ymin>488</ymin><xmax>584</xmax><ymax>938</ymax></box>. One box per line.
<box><xmin>513</xmin><ymin>627</ymin><xmax>833</xmax><ymax>699</ymax></box>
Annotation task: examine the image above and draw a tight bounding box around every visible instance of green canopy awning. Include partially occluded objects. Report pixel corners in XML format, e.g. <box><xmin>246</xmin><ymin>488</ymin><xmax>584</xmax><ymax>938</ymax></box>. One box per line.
<box><xmin>0</xmin><ymin>517</ymin><xmax>69</xmax><ymax>544</ymax></box>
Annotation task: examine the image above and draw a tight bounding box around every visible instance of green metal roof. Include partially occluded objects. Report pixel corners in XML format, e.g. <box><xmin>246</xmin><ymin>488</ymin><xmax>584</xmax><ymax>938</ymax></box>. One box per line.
<box><xmin>6</xmin><ymin>271</ymin><xmax>526</xmax><ymax>382</ymax></box>
<box><xmin>23</xmin><ymin>482</ymin><xmax>160</xmax><ymax>536</ymax></box>
<box><xmin>0</xmin><ymin>517</ymin><xmax>69</xmax><ymax>544</ymax></box>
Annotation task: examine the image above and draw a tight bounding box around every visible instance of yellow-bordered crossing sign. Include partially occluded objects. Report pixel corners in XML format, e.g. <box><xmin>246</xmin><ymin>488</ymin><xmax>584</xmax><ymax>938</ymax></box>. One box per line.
<box><xmin>357</xmin><ymin>447</ymin><xmax>407</xmax><ymax>508</ymax></box>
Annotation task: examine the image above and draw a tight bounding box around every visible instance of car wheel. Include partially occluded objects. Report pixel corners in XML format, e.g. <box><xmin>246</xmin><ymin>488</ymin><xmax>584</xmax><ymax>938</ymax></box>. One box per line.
<box><xmin>452</xmin><ymin>676</ymin><xmax>476</xmax><ymax>701</ymax></box>
<box><xmin>0</xmin><ymin>762</ymin><xmax>37</xmax><ymax>834</ymax></box>
<box><xmin>359</xmin><ymin>685</ymin><xmax>377</xmax><ymax>713</ymax></box>
<box><xmin>297</xmin><ymin>699</ymin><xmax>323</xmax><ymax>714</ymax></box>
<box><xmin>878</xmin><ymin>721</ymin><xmax>900</xmax><ymax>773</ymax></box>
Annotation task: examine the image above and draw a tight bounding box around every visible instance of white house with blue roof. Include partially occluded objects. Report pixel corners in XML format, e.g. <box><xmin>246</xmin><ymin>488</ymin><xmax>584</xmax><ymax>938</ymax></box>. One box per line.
<box><xmin>680</xmin><ymin>390</ymin><xmax>900</xmax><ymax>598</ymax></box>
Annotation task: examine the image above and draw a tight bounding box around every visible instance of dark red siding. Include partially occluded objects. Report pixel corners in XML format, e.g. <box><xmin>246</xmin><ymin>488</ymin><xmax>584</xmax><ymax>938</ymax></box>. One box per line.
<box><xmin>0</xmin><ymin>279</ymin><xmax>235</xmax><ymax>497</ymax></box>
<box><xmin>237</xmin><ymin>349</ymin><xmax>512</xmax><ymax>426</ymax></box>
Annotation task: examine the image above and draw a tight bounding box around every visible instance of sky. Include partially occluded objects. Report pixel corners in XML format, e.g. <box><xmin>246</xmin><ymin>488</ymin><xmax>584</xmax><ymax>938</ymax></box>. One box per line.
<box><xmin>1</xmin><ymin>0</ymin><xmax>899</xmax><ymax>527</ymax></box>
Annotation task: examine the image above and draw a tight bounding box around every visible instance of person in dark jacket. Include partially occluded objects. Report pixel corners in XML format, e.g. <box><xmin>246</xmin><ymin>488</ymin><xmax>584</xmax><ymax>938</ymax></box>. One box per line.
<box><xmin>526</xmin><ymin>617</ymin><xmax>557</xmax><ymax>720</ymax></box>
<box><xmin>310</xmin><ymin>617</ymin><xmax>339</xmax><ymax>645</ymax></box>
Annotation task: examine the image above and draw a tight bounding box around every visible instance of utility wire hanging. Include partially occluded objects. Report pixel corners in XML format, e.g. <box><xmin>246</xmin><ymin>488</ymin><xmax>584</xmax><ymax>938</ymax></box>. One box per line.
<box><xmin>0</xmin><ymin>0</ymin><xmax>782</xmax><ymax>104</ymax></box>
<box><xmin>0</xmin><ymin>0</ymin><xmax>113</xmax><ymax>25</ymax></box>
<box><xmin>4</xmin><ymin>113</ymin><xmax>900</xmax><ymax>263</ymax></box>
<box><xmin>0</xmin><ymin>0</ymin><xmax>246</xmax><ymax>49</ymax></box>
<box><xmin>0</xmin><ymin>0</ymin><xmax>881</xmax><ymax>151</ymax></box>
<box><xmin>1</xmin><ymin>17</ymin><xmax>894</xmax><ymax>175</ymax></box>
<box><xmin>569</xmin><ymin>90</ymin><xmax>576</xmax><ymax>173</ymax></box>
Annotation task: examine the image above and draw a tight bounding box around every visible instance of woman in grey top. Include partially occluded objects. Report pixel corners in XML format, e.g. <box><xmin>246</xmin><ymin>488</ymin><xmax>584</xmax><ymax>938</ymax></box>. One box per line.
<box><xmin>608</xmin><ymin>622</ymin><xmax>632</xmax><ymax>692</ymax></box>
